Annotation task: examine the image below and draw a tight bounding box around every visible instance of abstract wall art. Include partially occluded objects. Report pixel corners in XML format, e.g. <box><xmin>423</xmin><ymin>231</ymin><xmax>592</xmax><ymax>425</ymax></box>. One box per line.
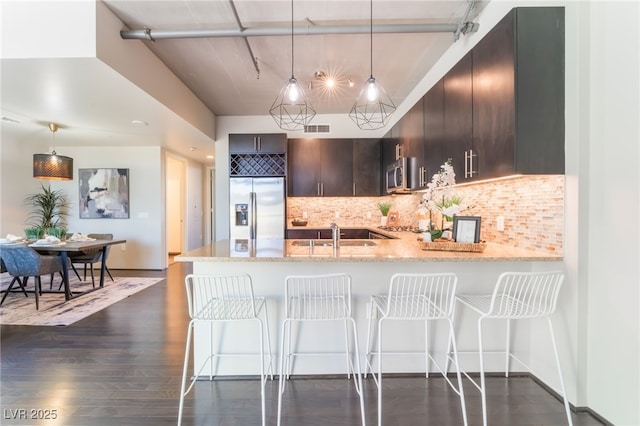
<box><xmin>79</xmin><ymin>168</ymin><xmax>130</xmax><ymax>219</ymax></box>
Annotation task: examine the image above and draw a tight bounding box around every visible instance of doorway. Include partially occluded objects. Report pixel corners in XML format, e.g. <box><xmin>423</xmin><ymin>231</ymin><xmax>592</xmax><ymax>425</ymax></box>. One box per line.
<box><xmin>166</xmin><ymin>155</ymin><xmax>185</xmax><ymax>263</ymax></box>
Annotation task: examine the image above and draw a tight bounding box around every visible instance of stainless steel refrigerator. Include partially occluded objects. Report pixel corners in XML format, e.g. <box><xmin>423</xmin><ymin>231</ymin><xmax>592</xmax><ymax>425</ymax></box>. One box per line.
<box><xmin>229</xmin><ymin>177</ymin><xmax>285</xmax><ymax>256</ymax></box>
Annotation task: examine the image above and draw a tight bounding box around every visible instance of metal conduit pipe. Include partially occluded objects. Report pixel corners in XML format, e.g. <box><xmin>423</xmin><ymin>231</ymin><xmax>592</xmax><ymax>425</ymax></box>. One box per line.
<box><xmin>120</xmin><ymin>22</ymin><xmax>478</xmax><ymax>40</ymax></box>
<box><xmin>227</xmin><ymin>0</ymin><xmax>260</xmax><ymax>78</ymax></box>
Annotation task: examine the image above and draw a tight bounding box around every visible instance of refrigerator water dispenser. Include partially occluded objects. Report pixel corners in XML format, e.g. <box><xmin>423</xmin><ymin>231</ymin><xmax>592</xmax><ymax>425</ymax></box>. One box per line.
<box><xmin>235</xmin><ymin>204</ymin><xmax>248</xmax><ymax>226</ymax></box>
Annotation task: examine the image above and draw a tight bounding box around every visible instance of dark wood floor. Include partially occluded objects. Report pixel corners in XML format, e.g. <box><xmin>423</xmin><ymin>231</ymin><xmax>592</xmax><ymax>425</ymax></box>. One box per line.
<box><xmin>1</xmin><ymin>262</ymin><xmax>605</xmax><ymax>426</ymax></box>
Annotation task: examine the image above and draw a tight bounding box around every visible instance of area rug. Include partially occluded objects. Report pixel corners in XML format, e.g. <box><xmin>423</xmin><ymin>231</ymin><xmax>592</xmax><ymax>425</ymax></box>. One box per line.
<box><xmin>0</xmin><ymin>274</ymin><xmax>163</xmax><ymax>326</ymax></box>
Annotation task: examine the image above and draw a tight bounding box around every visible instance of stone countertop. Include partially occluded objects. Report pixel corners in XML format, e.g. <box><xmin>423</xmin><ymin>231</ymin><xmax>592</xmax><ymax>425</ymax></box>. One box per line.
<box><xmin>176</xmin><ymin>228</ymin><xmax>562</xmax><ymax>263</ymax></box>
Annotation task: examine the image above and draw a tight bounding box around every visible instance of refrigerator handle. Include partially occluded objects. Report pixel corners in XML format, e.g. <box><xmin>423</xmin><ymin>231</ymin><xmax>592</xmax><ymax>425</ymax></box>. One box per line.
<box><xmin>250</xmin><ymin>192</ymin><xmax>257</xmax><ymax>239</ymax></box>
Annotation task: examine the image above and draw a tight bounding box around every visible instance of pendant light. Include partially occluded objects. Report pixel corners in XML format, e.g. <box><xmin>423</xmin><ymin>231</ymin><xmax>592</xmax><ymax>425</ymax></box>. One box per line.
<box><xmin>33</xmin><ymin>123</ymin><xmax>74</xmax><ymax>181</ymax></box>
<box><xmin>269</xmin><ymin>0</ymin><xmax>316</xmax><ymax>130</ymax></box>
<box><xmin>349</xmin><ymin>0</ymin><xmax>396</xmax><ymax>130</ymax></box>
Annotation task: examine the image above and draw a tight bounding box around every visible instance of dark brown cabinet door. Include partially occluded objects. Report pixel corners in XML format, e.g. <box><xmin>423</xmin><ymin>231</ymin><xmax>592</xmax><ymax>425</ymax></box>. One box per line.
<box><xmin>288</xmin><ymin>138</ymin><xmax>321</xmax><ymax>196</ymax></box>
<box><xmin>320</xmin><ymin>139</ymin><xmax>353</xmax><ymax>197</ymax></box>
<box><xmin>443</xmin><ymin>52</ymin><xmax>473</xmax><ymax>181</ymax></box>
<box><xmin>353</xmin><ymin>139</ymin><xmax>381</xmax><ymax>196</ymax></box>
<box><xmin>472</xmin><ymin>12</ymin><xmax>516</xmax><ymax>178</ymax></box>
<box><xmin>471</xmin><ymin>7</ymin><xmax>564</xmax><ymax>177</ymax></box>
<box><xmin>423</xmin><ymin>78</ymin><xmax>445</xmax><ymax>184</ymax></box>
<box><xmin>229</xmin><ymin>133</ymin><xmax>286</xmax><ymax>154</ymax></box>
<box><xmin>513</xmin><ymin>7</ymin><xmax>565</xmax><ymax>174</ymax></box>
<box><xmin>400</xmin><ymin>99</ymin><xmax>426</xmax><ymax>187</ymax></box>
<box><xmin>288</xmin><ymin>138</ymin><xmax>353</xmax><ymax>197</ymax></box>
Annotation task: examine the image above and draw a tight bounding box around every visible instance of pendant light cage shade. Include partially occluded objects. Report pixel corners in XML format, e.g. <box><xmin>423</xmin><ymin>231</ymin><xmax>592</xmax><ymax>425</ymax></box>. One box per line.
<box><xmin>269</xmin><ymin>77</ymin><xmax>316</xmax><ymax>131</ymax></box>
<box><xmin>349</xmin><ymin>77</ymin><xmax>397</xmax><ymax>130</ymax></box>
<box><xmin>349</xmin><ymin>0</ymin><xmax>396</xmax><ymax>130</ymax></box>
<box><xmin>33</xmin><ymin>153</ymin><xmax>74</xmax><ymax>180</ymax></box>
<box><xmin>33</xmin><ymin>123</ymin><xmax>74</xmax><ymax>180</ymax></box>
<box><xmin>269</xmin><ymin>0</ymin><xmax>316</xmax><ymax>131</ymax></box>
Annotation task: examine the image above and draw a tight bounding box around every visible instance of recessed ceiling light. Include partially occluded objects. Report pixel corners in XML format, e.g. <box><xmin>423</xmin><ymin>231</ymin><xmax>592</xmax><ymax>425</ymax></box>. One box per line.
<box><xmin>189</xmin><ymin>147</ymin><xmax>196</xmax><ymax>151</ymax></box>
<box><xmin>206</xmin><ymin>155</ymin><xmax>214</xmax><ymax>159</ymax></box>
<box><xmin>131</xmin><ymin>120</ymin><xmax>148</xmax><ymax>126</ymax></box>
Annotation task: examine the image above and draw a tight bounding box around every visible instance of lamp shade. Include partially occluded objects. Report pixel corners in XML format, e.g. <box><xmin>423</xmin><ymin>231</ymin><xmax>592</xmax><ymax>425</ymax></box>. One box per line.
<box><xmin>349</xmin><ymin>76</ymin><xmax>396</xmax><ymax>130</ymax></box>
<box><xmin>33</xmin><ymin>153</ymin><xmax>74</xmax><ymax>180</ymax></box>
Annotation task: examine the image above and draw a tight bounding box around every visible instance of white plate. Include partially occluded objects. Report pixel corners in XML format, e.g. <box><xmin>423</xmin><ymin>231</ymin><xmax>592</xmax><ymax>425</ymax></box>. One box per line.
<box><xmin>30</xmin><ymin>242</ymin><xmax>66</xmax><ymax>247</ymax></box>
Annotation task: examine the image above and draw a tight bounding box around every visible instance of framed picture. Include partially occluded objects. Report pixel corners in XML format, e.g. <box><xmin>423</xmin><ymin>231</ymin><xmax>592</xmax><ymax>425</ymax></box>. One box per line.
<box><xmin>79</xmin><ymin>168</ymin><xmax>130</xmax><ymax>219</ymax></box>
<box><xmin>387</xmin><ymin>211</ymin><xmax>400</xmax><ymax>226</ymax></box>
<box><xmin>452</xmin><ymin>216</ymin><xmax>481</xmax><ymax>243</ymax></box>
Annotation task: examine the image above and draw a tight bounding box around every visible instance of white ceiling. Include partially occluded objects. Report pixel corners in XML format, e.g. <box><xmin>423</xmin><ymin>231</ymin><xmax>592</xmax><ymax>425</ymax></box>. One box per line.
<box><xmin>1</xmin><ymin>0</ymin><xmax>488</xmax><ymax>165</ymax></box>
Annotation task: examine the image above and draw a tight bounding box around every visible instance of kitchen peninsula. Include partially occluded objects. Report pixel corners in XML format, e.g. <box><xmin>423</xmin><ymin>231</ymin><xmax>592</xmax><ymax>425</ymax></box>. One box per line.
<box><xmin>176</xmin><ymin>229</ymin><xmax>562</xmax><ymax>377</ymax></box>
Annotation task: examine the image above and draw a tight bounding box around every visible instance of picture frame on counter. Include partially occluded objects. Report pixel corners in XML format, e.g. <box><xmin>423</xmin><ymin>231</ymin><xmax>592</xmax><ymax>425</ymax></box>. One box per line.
<box><xmin>453</xmin><ymin>216</ymin><xmax>481</xmax><ymax>243</ymax></box>
<box><xmin>387</xmin><ymin>211</ymin><xmax>400</xmax><ymax>226</ymax></box>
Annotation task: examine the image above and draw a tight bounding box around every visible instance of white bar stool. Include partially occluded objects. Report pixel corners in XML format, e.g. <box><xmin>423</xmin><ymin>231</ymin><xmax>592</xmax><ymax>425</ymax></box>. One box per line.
<box><xmin>178</xmin><ymin>273</ymin><xmax>273</xmax><ymax>426</ymax></box>
<box><xmin>277</xmin><ymin>273</ymin><xmax>365</xmax><ymax>426</ymax></box>
<box><xmin>455</xmin><ymin>271</ymin><xmax>572</xmax><ymax>426</ymax></box>
<box><xmin>365</xmin><ymin>272</ymin><xmax>467</xmax><ymax>426</ymax></box>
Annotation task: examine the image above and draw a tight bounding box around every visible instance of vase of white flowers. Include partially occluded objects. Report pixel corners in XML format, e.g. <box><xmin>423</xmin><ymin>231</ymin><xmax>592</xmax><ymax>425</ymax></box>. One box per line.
<box><xmin>417</xmin><ymin>159</ymin><xmax>465</xmax><ymax>239</ymax></box>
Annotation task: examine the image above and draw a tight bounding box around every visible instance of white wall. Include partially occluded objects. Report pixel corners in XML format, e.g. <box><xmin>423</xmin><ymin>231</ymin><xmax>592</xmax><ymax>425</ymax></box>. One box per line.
<box><xmin>582</xmin><ymin>2</ymin><xmax>639</xmax><ymax>424</ymax></box>
<box><xmin>62</xmin><ymin>146</ymin><xmax>165</xmax><ymax>270</ymax></box>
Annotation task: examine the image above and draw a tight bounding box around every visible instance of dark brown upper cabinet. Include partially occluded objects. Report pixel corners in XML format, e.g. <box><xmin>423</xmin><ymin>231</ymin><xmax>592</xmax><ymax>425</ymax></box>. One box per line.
<box><xmin>413</xmin><ymin>7</ymin><xmax>565</xmax><ymax>183</ymax></box>
<box><xmin>229</xmin><ymin>133</ymin><xmax>287</xmax><ymax>154</ymax></box>
<box><xmin>400</xmin><ymin>99</ymin><xmax>426</xmax><ymax>187</ymax></box>
<box><xmin>471</xmin><ymin>7</ymin><xmax>565</xmax><ymax>179</ymax></box>
<box><xmin>352</xmin><ymin>139</ymin><xmax>382</xmax><ymax>196</ymax></box>
<box><xmin>288</xmin><ymin>138</ymin><xmax>352</xmax><ymax>197</ymax></box>
<box><xmin>443</xmin><ymin>51</ymin><xmax>474</xmax><ymax>181</ymax></box>
<box><xmin>288</xmin><ymin>138</ymin><xmax>381</xmax><ymax>197</ymax></box>
<box><xmin>423</xmin><ymin>78</ymin><xmax>446</xmax><ymax>185</ymax></box>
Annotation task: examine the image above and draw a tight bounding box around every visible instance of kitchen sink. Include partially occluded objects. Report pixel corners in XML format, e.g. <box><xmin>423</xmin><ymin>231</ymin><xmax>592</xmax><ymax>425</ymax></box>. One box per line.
<box><xmin>290</xmin><ymin>240</ymin><xmax>377</xmax><ymax>247</ymax></box>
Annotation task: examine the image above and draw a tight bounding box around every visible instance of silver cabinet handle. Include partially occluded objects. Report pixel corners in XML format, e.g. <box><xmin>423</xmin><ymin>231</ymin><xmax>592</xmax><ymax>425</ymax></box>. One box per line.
<box><xmin>317</xmin><ymin>182</ymin><xmax>321</xmax><ymax>196</ymax></box>
<box><xmin>257</xmin><ymin>136</ymin><xmax>261</xmax><ymax>151</ymax></box>
<box><xmin>465</xmin><ymin>149</ymin><xmax>477</xmax><ymax>178</ymax></box>
<box><xmin>353</xmin><ymin>183</ymin><xmax>356</xmax><ymax>196</ymax></box>
<box><xmin>464</xmin><ymin>151</ymin><xmax>469</xmax><ymax>178</ymax></box>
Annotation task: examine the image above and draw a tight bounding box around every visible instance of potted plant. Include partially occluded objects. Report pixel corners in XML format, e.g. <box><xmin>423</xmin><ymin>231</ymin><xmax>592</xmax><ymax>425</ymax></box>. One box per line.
<box><xmin>377</xmin><ymin>201</ymin><xmax>393</xmax><ymax>226</ymax></box>
<box><xmin>24</xmin><ymin>184</ymin><xmax>69</xmax><ymax>239</ymax></box>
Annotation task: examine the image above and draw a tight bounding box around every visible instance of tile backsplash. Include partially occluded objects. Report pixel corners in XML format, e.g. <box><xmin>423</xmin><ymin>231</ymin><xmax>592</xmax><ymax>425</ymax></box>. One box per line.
<box><xmin>287</xmin><ymin>175</ymin><xmax>564</xmax><ymax>255</ymax></box>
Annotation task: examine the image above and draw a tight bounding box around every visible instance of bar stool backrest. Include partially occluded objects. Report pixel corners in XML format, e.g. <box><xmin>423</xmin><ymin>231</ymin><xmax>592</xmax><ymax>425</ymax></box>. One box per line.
<box><xmin>285</xmin><ymin>273</ymin><xmax>352</xmax><ymax>320</ymax></box>
<box><xmin>488</xmin><ymin>271</ymin><xmax>564</xmax><ymax>319</ymax></box>
<box><xmin>185</xmin><ymin>273</ymin><xmax>258</xmax><ymax>321</ymax></box>
<box><xmin>384</xmin><ymin>273</ymin><xmax>458</xmax><ymax>320</ymax></box>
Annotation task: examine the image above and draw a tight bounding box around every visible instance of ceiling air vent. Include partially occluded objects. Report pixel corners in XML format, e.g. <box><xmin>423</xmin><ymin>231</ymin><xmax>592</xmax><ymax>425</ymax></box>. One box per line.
<box><xmin>304</xmin><ymin>124</ymin><xmax>330</xmax><ymax>133</ymax></box>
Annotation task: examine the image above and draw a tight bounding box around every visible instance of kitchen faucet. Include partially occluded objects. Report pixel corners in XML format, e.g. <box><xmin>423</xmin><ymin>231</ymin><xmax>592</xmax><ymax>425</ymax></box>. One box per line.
<box><xmin>330</xmin><ymin>222</ymin><xmax>340</xmax><ymax>249</ymax></box>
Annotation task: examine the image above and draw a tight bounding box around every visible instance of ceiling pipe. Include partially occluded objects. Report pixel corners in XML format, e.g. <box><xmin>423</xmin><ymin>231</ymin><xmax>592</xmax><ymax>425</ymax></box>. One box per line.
<box><xmin>120</xmin><ymin>22</ymin><xmax>479</xmax><ymax>40</ymax></box>
<box><xmin>454</xmin><ymin>0</ymin><xmax>479</xmax><ymax>41</ymax></box>
<box><xmin>228</xmin><ymin>0</ymin><xmax>261</xmax><ymax>79</ymax></box>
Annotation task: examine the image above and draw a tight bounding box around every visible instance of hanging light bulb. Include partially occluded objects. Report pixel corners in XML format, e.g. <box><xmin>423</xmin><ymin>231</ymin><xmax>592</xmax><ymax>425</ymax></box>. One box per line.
<box><xmin>366</xmin><ymin>77</ymin><xmax>378</xmax><ymax>102</ymax></box>
<box><xmin>287</xmin><ymin>78</ymin><xmax>300</xmax><ymax>102</ymax></box>
<box><xmin>349</xmin><ymin>0</ymin><xmax>396</xmax><ymax>130</ymax></box>
<box><xmin>269</xmin><ymin>0</ymin><xmax>316</xmax><ymax>130</ymax></box>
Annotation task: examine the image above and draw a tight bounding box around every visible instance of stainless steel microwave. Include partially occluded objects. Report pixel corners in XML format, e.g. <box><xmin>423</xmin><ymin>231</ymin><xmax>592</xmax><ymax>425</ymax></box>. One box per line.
<box><xmin>386</xmin><ymin>157</ymin><xmax>419</xmax><ymax>194</ymax></box>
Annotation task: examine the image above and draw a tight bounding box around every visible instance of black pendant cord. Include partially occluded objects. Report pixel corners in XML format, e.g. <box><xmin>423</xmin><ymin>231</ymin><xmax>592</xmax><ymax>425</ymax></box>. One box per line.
<box><xmin>369</xmin><ymin>0</ymin><xmax>373</xmax><ymax>79</ymax></box>
<box><xmin>291</xmin><ymin>0</ymin><xmax>294</xmax><ymax>78</ymax></box>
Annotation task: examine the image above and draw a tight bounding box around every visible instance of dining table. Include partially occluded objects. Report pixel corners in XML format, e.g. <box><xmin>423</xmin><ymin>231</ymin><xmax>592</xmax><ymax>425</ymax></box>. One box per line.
<box><xmin>30</xmin><ymin>238</ymin><xmax>126</xmax><ymax>300</ymax></box>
